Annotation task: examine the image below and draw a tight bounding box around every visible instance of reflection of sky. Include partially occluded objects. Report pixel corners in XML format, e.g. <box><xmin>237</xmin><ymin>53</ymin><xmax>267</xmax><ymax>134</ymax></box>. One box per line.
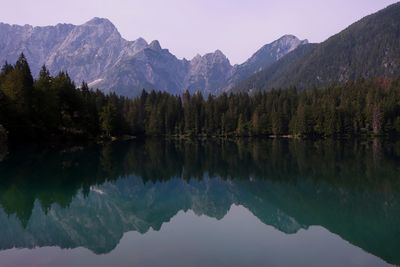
<box><xmin>0</xmin><ymin>205</ymin><xmax>391</xmax><ymax>267</ymax></box>
<box><xmin>0</xmin><ymin>0</ymin><xmax>398</xmax><ymax>64</ymax></box>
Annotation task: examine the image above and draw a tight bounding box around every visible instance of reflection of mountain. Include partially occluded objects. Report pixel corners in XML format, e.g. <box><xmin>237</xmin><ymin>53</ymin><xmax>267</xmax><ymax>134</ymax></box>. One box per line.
<box><xmin>0</xmin><ymin>140</ymin><xmax>399</xmax><ymax>263</ymax></box>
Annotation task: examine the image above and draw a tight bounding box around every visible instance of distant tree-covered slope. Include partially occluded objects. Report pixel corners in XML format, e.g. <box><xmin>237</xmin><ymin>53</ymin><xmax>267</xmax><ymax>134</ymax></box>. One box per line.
<box><xmin>234</xmin><ymin>2</ymin><xmax>400</xmax><ymax>92</ymax></box>
<box><xmin>224</xmin><ymin>35</ymin><xmax>308</xmax><ymax>91</ymax></box>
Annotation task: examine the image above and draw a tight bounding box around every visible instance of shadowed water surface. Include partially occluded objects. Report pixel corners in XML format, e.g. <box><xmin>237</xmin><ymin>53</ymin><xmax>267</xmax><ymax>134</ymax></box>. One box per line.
<box><xmin>0</xmin><ymin>139</ymin><xmax>399</xmax><ymax>267</ymax></box>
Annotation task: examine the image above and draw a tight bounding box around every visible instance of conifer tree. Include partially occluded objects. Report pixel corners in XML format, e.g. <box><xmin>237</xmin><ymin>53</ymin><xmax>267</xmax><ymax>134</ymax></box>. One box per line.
<box><xmin>100</xmin><ymin>103</ymin><xmax>117</xmax><ymax>137</ymax></box>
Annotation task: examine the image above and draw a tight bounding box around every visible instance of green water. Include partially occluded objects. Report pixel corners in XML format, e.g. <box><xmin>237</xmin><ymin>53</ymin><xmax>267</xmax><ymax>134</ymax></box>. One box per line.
<box><xmin>0</xmin><ymin>139</ymin><xmax>399</xmax><ymax>267</ymax></box>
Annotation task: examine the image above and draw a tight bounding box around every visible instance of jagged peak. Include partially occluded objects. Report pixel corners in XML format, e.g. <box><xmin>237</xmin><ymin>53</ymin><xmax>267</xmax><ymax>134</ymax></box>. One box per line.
<box><xmin>248</xmin><ymin>35</ymin><xmax>308</xmax><ymax>59</ymax></box>
<box><xmin>214</xmin><ymin>49</ymin><xmax>226</xmax><ymax>57</ymax></box>
<box><xmin>84</xmin><ymin>17</ymin><xmax>114</xmax><ymax>27</ymax></box>
<box><xmin>275</xmin><ymin>34</ymin><xmax>308</xmax><ymax>45</ymax></box>
<box><xmin>149</xmin><ymin>40</ymin><xmax>162</xmax><ymax>50</ymax></box>
<box><xmin>77</xmin><ymin>17</ymin><xmax>121</xmax><ymax>39</ymax></box>
<box><xmin>134</xmin><ymin>37</ymin><xmax>148</xmax><ymax>46</ymax></box>
<box><xmin>278</xmin><ymin>34</ymin><xmax>299</xmax><ymax>41</ymax></box>
<box><xmin>201</xmin><ymin>50</ymin><xmax>227</xmax><ymax>59</ymax></box>
<box><xmin>52</xmin><ymin>22</ymin><xmax>75</xmax><ymax>28</ymax></box>
<box><xmin>191</xmin><ymin>54</ymin><xmax>202</xmax><ymax>61</ymax></box>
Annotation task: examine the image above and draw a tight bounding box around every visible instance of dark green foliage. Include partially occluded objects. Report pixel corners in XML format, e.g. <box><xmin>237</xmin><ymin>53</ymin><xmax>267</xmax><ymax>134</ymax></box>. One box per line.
<box><xmin>125</xmin><ymin>79</ymin><xmax>399</xmax><ymax>138</ymax></box>
<box><xmin>100</xmin><ymin>103</ymin><xmax>117</xmax><ymax>137</ymax></box>
<box><xmin>109</xmin><ymin>78</ymin><xmax>400</xmax><ymax>138</ymax></box>
<box><xmin>0</xmin><ymin>56</ymin><xmax>129</xmax><ymax>142</ymax></box>
<box><xmin>0</xmin><ymin>56</ymin><xmax>400</xmax><ymax>141</ymax></box>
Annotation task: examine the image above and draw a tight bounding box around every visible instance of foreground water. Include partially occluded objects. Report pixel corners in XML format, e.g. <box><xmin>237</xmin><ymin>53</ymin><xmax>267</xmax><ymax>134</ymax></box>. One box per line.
<box><xmin>0</xmin><ymin>139</ymin><xmax>399</xmax><ymax>267</ymax></box>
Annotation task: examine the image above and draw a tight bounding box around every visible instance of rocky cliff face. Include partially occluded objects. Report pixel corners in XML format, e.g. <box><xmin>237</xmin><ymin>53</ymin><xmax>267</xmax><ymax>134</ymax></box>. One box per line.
<box><xmin>0</xmin><ymin>18</ymin><xmax>147</xmax><ymax>86</ymax></box>
<box><xmin>184</xmin><ymin>50</ymin><xmax>233</xmax><ymax>94</ymax></box>
<box><xmin>45</xmin><ymin>18</ymin><xmax>147</xmax><ymax>84</ymax></box>
<box><xmin>0</xmin><ymin>18</ymin><xmax>306</xmax><ymax>96</ymax></box>
<box><xmin>97</xmin><ymin>40</ymin><xmax>188</xmax><ymax>96</ymax></box>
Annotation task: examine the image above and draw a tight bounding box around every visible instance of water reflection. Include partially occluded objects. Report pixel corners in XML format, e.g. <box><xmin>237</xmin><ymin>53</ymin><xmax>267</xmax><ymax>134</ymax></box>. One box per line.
<box><xmin>0</xmin><ymin>139</ymin><xmax>399</xmax><ymax>266</ymax></box>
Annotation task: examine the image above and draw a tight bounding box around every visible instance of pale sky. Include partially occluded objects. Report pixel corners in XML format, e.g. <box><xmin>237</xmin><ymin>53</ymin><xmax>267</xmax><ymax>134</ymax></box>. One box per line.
<box><xmin>0</xmin><ymin>0</ymin><xmax>398</xmax><ymax>64</ymax></box>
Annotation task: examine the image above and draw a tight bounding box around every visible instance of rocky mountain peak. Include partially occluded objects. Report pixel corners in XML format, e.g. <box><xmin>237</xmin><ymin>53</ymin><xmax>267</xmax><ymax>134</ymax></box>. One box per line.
<box><xmin>85</xmin><ymin>17</ymin><xmax>115</xmax><ymax>27</ymax></box>
<box><xmin>212</xmin><ymin>50</ymin><xmax>230</xmax><ymax>63</ymax></box>
<box><xmin>213</xmin><ymin>49</ymin><xmax>226</xmax><ymax>57</ymax></box>
<box><xmin>149</xmin><ymin>40</ymin><xmax>162</xmax><ymax>50</ymax></box>
<box><xmin>278</xmin><ymin>34</ymin><xmax>301</xmax><ymax>41</ymax></box>
<box><xmin>77</xmin><ymin>17</ymin><xmax>121</xmax><ymax>41</ymax></box>
<box><xmin>251</xmin><ymin>34</ymin><xmax>308</xmax><ymax>63</ymax></box>
<box><xmin>191</xmin><ymin>54</ymin><xmax>202</xmax><ymax>61</ymax></box>
<box><xmin>184</xmin><ymin>49</ymin><xmax>233</xmax><ymax>94</ymax></box>
<box><xmin>271</xmin><ymin>35</ymin><xmax>309</xmax><ymax>58</ymax></box>
<box><xmin>277</xmin><ymin>34</ymin><xmax>309</xmax><ymax>47</ymax></box>
<box><xmin>134</xmin><ymin>37</ymin><xmax>148</xmax><ymax>47</ymax></box>
<box><xmin>0</xmin><ymin>18</ymin><xmax>309</xmax><ymax>97</ymax></box>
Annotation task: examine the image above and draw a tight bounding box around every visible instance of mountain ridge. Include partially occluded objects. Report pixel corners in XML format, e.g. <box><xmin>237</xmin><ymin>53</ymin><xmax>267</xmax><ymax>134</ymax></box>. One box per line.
<box><xmin>0</xmin><ymin>18</ymin><xmax>305</xmax><ymax>96</ymax></box>
<box><xmin>233</xmin><ymin>2</ymin><xmax>400</xmax><ymax>93</ymax></box>
<box><xmin>1</xmin><ymin>3</ymin><xmax>398</xmax><ymax>96</ymax></box>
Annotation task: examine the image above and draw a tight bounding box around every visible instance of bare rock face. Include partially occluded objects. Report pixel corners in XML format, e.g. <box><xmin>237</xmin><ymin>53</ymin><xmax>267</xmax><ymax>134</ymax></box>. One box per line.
<box><xmin>97</xmin><ymin>40</ymin><xmax>188</xmax><ymax>96</ymax></box>
<box><xmin>0</xmin><ymin>18</ymin><xmax>147</xmax><ymax>85</ymax></box>
<box><xmin>184</xmin><ymin>50</ymin><xmax>233</xmax><ymax>94</ymax></box>
<box><xmin>0</xmin><ymin>22</ymin><xmax>75</xmax><ymax>75</ymax></box>
<box><xmin>45</xmin><ymin>18</ymin><xmax>128</xmax><ymax>83</ymax></box>
<box><xmin>0</xmin><ymin>18</ymin><xmax>306</xmax><ymax>97</ymax></box>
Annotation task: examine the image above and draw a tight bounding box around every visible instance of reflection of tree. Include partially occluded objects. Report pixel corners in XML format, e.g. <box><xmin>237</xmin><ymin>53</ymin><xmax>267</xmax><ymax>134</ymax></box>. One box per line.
<box><xmin>372</xmin><ymin>138</ymin><xmax>382</xmax><ymax>163</ymax></box>
<box><xmin>100</xmin><ymin>144</ymin><xmax>114</xmax><ymax>177</ymax></box>
<box><xmin>0</xmin><ymin>184</ymin><xmax>34</xmax><ymax>227</ymax></box>
<box><xmin>0</xmin><ymin>139</ymin><xmax>399</xmax><ymax>263</ymax></box>
<box><xmin>1</xmin><ymin>139</ymin><xmax>400</xmax><ymax>219</ymax></box>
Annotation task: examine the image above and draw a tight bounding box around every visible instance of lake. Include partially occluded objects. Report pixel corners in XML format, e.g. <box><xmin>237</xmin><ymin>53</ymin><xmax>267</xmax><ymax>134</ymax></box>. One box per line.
<box><xmin>0</xmin><ymin>139</ymin><xmax>399</xmax><ymax>267</ymax></box>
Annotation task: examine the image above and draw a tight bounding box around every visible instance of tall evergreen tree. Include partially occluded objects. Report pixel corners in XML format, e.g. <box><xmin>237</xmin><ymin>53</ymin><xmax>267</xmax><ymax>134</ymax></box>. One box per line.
<box><xmin>100</xmin><ymin>103</ymin><xmax>117</xmax><ymax>137</ymax></box>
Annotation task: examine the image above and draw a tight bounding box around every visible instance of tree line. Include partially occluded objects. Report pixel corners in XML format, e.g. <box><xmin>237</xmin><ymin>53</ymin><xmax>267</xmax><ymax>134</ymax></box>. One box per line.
<box><xmin>0</xmin><ymin>54</ymin><xmax>129</xmax><ymax>142</ymax></box>
<box><xmin>1</xmin><ymin>54</ymin><xmax>400</xmax><ymax>142</ymax></box>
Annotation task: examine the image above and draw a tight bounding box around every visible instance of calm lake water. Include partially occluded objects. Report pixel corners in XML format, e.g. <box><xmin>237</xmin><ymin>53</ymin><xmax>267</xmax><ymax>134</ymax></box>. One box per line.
<box><xmin>0</xmin><ymin>139</ymin><xmax>399</xmax><ymax>267</ymax></box>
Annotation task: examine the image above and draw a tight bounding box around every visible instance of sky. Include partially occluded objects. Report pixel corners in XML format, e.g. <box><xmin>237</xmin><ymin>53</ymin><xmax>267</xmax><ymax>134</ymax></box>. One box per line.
<box><xmin>0</xmin><ymin>0</ymin><xmax>398</xmax><ymax>64</ymax></box>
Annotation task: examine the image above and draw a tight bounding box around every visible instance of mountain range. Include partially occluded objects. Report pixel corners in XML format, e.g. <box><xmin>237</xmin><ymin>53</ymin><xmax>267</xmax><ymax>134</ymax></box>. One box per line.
<box><xmin>0</xmin><ymin>2</ymin><xmax>399</xmax><ymax>96</ymax></box>
<box><xmin>0</xmin><ymin>18</ymin><xmax>306</xmax><ymax>97</ymax></box>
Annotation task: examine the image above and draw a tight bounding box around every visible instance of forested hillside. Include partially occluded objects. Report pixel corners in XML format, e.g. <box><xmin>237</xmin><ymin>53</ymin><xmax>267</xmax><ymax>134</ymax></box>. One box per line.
<box><xmin>234</xmin><ymin>2</ymin><xmax>400</xmax><ymax>92</ymax></box>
